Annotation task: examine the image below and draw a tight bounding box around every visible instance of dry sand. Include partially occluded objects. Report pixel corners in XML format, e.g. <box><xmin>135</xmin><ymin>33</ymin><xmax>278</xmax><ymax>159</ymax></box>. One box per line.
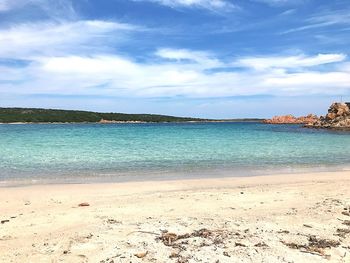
<box><xmin>1</xmin><ymin>171</ymin><xmax>350</xmax><ymax>262</ymax></box>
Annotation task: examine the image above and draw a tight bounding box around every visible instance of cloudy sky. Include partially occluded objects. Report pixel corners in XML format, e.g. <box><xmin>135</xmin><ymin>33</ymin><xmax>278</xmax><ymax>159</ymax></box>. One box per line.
<box><xmin>0</xmin><ymin>0</ymin><xmax>349</xmax><ymax>118</ymax></box>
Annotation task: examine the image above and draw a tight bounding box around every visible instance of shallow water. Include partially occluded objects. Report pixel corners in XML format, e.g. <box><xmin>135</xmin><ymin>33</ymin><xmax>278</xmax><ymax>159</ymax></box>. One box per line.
<box><xmin>1</xmin><ymin>122</ymin><xmax>350</xmax><ymax>184</ymax></box>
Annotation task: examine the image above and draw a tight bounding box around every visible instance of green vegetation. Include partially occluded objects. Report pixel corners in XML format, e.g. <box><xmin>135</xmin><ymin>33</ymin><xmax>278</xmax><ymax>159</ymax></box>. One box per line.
<box><xmin>0</xmin><ymin>108</ymin><xmax>264</xmax><ymax>123</ymax></box>
<box><xmin>0</xmin><ymin>108</ymin><xmax>206</xmax><ymax>123</ymax></box>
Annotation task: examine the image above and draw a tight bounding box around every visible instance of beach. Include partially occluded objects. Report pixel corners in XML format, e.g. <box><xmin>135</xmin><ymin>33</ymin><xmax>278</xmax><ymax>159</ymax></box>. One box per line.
<box><xmin>1</xmin><ymin>170</ymin><xmax>350</xmax><ymax>262</ymax></box>
<box><xmin>2</xmin><ymin>0</ymin><xmax>350</xmax><ymax>262</ymax></box>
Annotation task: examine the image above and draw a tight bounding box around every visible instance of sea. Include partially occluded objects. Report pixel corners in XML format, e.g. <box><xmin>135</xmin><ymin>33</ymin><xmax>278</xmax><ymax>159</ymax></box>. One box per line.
<box><xmin>1</xmin><ymin>122</ymin><xmax>350</xmax><ymax>185</ymax></box>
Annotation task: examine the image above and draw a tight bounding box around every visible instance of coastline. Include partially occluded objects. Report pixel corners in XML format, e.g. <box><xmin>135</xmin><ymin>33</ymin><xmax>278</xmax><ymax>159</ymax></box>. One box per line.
<box><xmin>1</xmin><ymin>170</ymin><xmax>350</xmax><ymax>262</ymax></box>
<box><xmin>0</xmin><ymin>119</ymin><xmax>264</xmax><ymax>125</ymax></box>
<box><xmin>2</xmin><ymin>164</ymin><xmax>350</xmax><ymax>188</ymax></box>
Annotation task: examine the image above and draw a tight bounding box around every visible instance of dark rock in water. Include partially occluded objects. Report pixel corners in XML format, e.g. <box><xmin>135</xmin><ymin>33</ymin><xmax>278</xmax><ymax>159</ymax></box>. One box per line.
<box><xmin>306</xmin><ymin>102</ymin><xmax>350</xmax><ymax>130</ymax></box>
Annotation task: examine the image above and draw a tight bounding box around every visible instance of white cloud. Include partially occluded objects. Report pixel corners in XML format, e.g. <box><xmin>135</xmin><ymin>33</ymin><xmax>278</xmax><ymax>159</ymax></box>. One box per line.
<box><xmin>264</xmin><ymin>71</ymin><xmax>350</xmax><ymax>88</ymax></box>
<box><xmin>0</xmin><ymin>20</ymin><xmax>141</xmax><ymax>59</ymax></box>
<box><xmin>283</xmin><ymin>9</ymin><xmax>350</xmax><ymax>34</ymax></box>
<box><xmin>136</xmin><ymin>0</ymin><xmax>235</xmax><ymax>12</ymax></box>
<box><xmin>302</xmin><ymin>10</ymin><xmax>350</xmax><ymax>30</ymax></box>
<box><xmin>342</xmin><ymin>63</ymin><xmax>350</xmax><ymax>72</ymax></box>
<box><xmin>252</xmin><ymin>0</ymin><xmax>304</xmax><ymax>6</ymax></box>
<box><xmin>1</xmin><ymin>50</ymin><xmax>349</xmax><ymax>99</ymax></box>
<box><xmin>236</xmin><ymin>54</ymin><xmax>346</xmax><ymax>70</ymax></box>
<box><xmin>156</xmin><ymin>48</ymin><xmax>223</xmax><ymax>68</ymax></box>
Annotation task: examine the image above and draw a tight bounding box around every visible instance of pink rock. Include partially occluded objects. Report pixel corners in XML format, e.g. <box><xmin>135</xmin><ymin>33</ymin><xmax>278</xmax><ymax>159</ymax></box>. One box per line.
<box><xmin>263</xmin><ymin>114</ymin><xmax>318</xmax><ymax>124</ymax></box>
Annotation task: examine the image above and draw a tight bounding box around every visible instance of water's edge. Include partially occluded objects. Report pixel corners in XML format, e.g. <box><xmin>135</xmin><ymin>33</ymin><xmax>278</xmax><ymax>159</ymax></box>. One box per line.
<box><xmin>2</xmin><ymin>164</ymin><xmax>350</xmax><ymax>188</ymax></box>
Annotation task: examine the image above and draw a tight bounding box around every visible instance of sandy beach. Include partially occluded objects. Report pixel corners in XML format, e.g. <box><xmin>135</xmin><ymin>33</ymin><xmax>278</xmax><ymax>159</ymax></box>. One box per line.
<box><xmin>1</xmin><ymin>171</ymin><xmax>350</xmax><ymax>263</ymax></box>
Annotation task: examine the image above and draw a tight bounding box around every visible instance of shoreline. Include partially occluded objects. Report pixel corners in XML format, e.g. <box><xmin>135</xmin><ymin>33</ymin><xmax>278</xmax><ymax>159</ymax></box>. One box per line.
<box><xmin>1</xmin><ymin>169</ymin><xmax>350</xmax><ymax>191</ymax></box>
<box><xmin>1</xmin><ymin>170</ymin><xmax>350</xmax><ymax>262</ymax></box>
<box><xmin>2</xmin><ymin>164</ymin><xmax>350</xmax><ymax>188</ymax></box>
<box><xmin>0</xmin><ymin>119</ymin><xmax>264</xmax><ymax>125</ymax></box>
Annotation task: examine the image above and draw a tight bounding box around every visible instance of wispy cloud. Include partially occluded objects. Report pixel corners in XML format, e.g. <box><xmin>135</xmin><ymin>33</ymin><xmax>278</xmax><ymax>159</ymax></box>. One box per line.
<box><xmin>279</xmin><ymin>9</ymin><xmax>296</xmax><ymax>16</ymax></box>
<box><xmin>236</xmin><ymin>54</ymin><xmax>346</xmax><ymax>70</ymax></box>
<box><xmin>0</xmin><ymin>0</ymin><xmax>77</xmax><ymax>21</ymax></box>
<box><xmin>134</xmin><ymin>0</ymin><xmax>236</xmax><ymax>12</ymax></box>
<box><xmin>252</xmin><ymin>0</ymin><xmax>305</xmax><ymax>7</ymax></box>
<box><xmin>0</xmin><ymin>20</ymin><xmax>143</xmax><ymax>59</ymax></box>
<box><xmin>156</xmin><ymin>48</ymin><xmax>223</xmax><ymax>69</ymax></box>
<box><xmin>283</xmin><ymin>9</ymin><xmax>350</xmax><ymax>34</ymax></box>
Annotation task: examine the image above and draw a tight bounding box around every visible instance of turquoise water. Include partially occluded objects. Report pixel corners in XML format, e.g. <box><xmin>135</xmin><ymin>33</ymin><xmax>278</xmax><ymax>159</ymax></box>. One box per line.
<box><xmin>1</xmin><ymin>122</ymin><xmax>350</xmax><ymax>184</ymax></box>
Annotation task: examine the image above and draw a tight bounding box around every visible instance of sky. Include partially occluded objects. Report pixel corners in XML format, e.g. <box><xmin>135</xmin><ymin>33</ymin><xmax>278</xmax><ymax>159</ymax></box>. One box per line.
<box><xmin>0</xmin><ymin>0</ymin><xmax>349</xmax><ymax>118</ymax></box>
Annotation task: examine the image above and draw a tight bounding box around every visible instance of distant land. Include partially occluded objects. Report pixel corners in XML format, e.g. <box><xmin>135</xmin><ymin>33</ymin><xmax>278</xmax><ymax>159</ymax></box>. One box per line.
<box><xmin>0</xmin><ymin>108</ymin><xmax>263</xmax><ymax>123</ymax></box>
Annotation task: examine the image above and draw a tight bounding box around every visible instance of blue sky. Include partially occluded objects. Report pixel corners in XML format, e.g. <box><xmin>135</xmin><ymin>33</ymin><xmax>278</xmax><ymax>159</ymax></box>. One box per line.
<box><xmin>0</xmin><ymin>0</ymin><xmax>349</xmax><ymax>118</ymax></box>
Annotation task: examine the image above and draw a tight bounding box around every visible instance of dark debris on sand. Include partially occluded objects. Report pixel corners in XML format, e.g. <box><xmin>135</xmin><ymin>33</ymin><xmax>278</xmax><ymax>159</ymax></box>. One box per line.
<box><xmin>282</xmin><ymin>235</ymin><xmax>340</xmax><ymax>258</ymax></box>
<box><xmin>156</xmin><ymin>228</ymin><xmax>230</xmax><ymax>247</ymax></box>
<box><xmin>155</xmin><ymin>228</ymin><xmax>233</xmax><ymax>262</ymax></box>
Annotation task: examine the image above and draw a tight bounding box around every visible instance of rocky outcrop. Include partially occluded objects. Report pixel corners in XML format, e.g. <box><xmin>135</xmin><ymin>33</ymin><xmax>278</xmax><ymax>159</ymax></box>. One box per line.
<box><xmin>307</xmin><ymin>102</ymin><xmax>350</xmax><ymax>130</ymax></box>
<box><xmin>263</xmin><ymin>114</ymin><xmax>318</xmax><ymax>125</ymax></box>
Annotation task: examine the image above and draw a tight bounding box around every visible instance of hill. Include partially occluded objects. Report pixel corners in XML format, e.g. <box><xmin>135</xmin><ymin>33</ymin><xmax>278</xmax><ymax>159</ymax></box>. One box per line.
<box><xmin>0</xmin><ymin>108</ymin><xmax>206</xmax><ymax>123</ymax></box>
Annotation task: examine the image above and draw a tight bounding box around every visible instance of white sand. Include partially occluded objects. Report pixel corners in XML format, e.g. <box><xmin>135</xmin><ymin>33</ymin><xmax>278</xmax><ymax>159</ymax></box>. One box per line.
<box><xmin>1</xmin><ymin>171</ymin><xmax>350</xmax><ymax>262</ymax></box>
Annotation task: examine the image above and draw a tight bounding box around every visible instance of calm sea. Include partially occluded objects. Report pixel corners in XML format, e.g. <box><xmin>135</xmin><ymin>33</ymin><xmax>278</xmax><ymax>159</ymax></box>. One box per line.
<box><xmin>1</xmin><ymin>122</ymin><xmax>350</xmax><ymax>184</ymax></box>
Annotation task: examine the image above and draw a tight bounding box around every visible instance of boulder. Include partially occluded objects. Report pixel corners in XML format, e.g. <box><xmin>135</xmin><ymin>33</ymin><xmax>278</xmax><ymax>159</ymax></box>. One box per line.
<box><xmin>306</xmin><ymin>102</ymin><xmax>350</xmax><ymax>130</ymax></box>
